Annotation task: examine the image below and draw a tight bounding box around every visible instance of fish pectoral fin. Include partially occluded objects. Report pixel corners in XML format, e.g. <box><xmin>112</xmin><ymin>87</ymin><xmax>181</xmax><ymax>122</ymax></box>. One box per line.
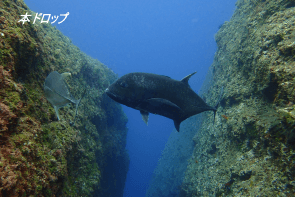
<box><xmin>140</xmin><ymin>110</ymin><xmax>149</xmax><ymax>125</ymax></box>
<box><xmin>174</xmin><ymin>119</ymin><xmax>181</xmax><ymax>132</ymax></box>
<box><xmin>145</xmin><ymin>98</ymin><xmax>182</xmax><ymax>111</ymax></box>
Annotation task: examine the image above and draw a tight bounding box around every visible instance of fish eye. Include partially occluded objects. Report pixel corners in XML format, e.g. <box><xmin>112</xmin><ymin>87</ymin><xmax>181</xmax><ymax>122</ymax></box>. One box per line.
<box><xmin>119</xmin><ymin>82</ymin><xmax>128</xmax><ymax>88</ymax></box>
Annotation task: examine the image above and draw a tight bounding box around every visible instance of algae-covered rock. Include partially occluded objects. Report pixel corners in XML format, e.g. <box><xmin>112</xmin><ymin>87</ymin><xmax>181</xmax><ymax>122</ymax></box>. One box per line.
<box><xmin>0</xmin><ymin>0</ymin><xmax>129</xmax><ymax>196</ymax></box>
<box><xmin>180</xmin><ymin>0</ymin><xmax>295</xmax><ymax>196</ymax></box>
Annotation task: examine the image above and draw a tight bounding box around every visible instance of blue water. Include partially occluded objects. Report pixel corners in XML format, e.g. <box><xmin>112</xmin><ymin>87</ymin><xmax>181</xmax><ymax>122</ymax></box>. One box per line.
<box><xmin>24</xmin><ymin>1</ymin><xmax>236</xmax><ymax>196</ymax></box>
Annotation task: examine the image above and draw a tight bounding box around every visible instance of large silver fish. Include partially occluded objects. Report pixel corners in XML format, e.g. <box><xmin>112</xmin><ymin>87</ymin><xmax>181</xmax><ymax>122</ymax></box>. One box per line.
<box><xmin>44</xmin><ymin>71</ymin><xmax>85</xmax><ymax>124</ymax></box>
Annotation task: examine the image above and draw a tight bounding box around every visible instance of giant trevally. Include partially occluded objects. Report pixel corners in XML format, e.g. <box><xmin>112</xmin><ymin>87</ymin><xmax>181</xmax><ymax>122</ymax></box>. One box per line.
<box><xmin>105</xmin><ymin>72</ymin><xmax>223</xmax><ymax>132</ymax></box>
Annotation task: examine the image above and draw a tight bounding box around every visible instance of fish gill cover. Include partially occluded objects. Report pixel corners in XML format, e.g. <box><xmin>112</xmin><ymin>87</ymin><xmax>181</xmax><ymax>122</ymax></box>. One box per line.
<box><xmin>179</xmin><ymin>0</ymin><xmax>295</xmax><ymax>196</ymax></box>
<box><xmin>0</xmin><ymin>0</ymin><xmax>129</xmax><ymax>196</ymax></box>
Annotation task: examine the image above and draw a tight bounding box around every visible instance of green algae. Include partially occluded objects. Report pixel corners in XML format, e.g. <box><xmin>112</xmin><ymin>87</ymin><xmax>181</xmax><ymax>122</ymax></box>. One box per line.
<box><xmin>0</xmin><ymin>0</ymin><xmax>129</xmax><ymax>196</ymax></box>
<box><xmin>180</xmin><ymin>0</ymin><xmax>295</xmax><ymax>196</ymax></box>
<box><xmin>3</xmin><ymin>91</ymin><xmax>21</xmax><ymax>110</ymax></box>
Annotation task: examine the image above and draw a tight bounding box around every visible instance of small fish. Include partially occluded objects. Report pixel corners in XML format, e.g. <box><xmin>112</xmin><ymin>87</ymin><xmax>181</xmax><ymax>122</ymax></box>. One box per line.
<box><xmin>105</xmin><ymin>72</ymin><xmax>223</xmax><ymax>132</ymax></box>
<box><xmin>44</xmin><ymin>71</ymin><xmax>85</xmax><ymax>124</ymax></box>
<box><xmin>221</xmin><ymin>115</ymin><xmax>228</xmax><ymax>120</ymax></box>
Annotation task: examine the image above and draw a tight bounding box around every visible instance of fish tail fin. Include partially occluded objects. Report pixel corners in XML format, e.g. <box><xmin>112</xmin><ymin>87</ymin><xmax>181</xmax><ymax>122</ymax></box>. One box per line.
<box><xmin>213</xmin><ymin>110</ymin><xmax>217</xmax><ymax>133</ymax></box>
<box><xmin>174</xmin><ymin>119</ymin><xmax>181</xmax><ymax>132</ymax></box>
<box><xmin>213</xmin><ymin>109</ymin><xmax>217</xmax><ymax>125</ymax></box>
<box><xmin>212</xmin><ymin>86</ymin><xmax>224</xmax><ymax>125</ymax></box>
<box><xmin>214</xmin><ymin>86</ymin><xmax>224</xmax><ymax>110</ymax></box>
<box><xmin>71</xmin><ymin>89</ymin><xmax>87</xmax><ymax>126</ymax></box>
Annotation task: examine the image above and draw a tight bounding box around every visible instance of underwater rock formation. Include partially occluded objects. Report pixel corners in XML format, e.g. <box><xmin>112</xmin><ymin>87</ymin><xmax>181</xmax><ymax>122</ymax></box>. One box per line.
<box><xmin>180</xmin><ymin>0</ymin><xmax>295</xmax><ymax>196</ymax></box>
<box><xmin>0</xmin><ymin>0</ymin><xmax>129</xmax><ymax>196</ymax></box>
<box><xmin>146</xmin><ymin>115</ymin><xmax>203</xmax><ymax>197</ymax></box>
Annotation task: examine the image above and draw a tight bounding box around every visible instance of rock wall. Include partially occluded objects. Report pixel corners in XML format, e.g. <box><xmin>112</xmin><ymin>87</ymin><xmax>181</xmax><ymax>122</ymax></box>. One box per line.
<box><xmin>146</xmin><ymin>115</ymin><xmax>202</xmax><ymax>197</ymax></box>
<box><xmin>0</xmin><ymin>0</ymin><xmax>129</xmax><ymax>196</ymax></box>
<box><xmin>181</xmin><ymin>0</ymin><xmax>295</xmax><ymax>196</ymax></box>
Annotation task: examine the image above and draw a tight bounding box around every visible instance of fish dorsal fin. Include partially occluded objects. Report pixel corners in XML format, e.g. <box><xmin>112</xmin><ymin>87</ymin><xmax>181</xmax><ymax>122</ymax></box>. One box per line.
<box><xmin>181</xmin><ymin>71</ymin><xmax>197</xmax><ymax>85</ymax></box>
<box><xmin>70</xmin><ymin>89</ymin><xmax>87</xmax><ymax>126</ymax></box>
<box><xmin>140</xmin><ymin>110</ymin><xmax>149</xmax><ymax>125</ymax></box>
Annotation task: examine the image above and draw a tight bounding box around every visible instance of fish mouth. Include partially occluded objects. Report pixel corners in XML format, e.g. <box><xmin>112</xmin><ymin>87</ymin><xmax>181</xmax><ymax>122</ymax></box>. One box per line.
<box><xmin>105</xmin><ymin>88</ymin><xmax>113</xmax><ymax>97</ymax></box>
<box><xmin>105</xmin><ymin>89</ymin><xmax>122</xmax><ymax>101</ymax></box>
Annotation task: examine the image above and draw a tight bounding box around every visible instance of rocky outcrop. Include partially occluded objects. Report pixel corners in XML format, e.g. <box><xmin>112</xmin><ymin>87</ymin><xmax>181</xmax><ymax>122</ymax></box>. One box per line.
<box><xmin>181</xmin><ymin>0</ymin><xmax>295</xmax><ymax>196</ymax></box>
<box><xmin>0</xmin><ymin>0</ymin><xmax>129</xmax><ymax>196</ymax></box>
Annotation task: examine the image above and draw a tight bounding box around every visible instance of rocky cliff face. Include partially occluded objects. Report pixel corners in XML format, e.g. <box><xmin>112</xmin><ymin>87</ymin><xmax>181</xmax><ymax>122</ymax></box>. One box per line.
<box><xmin>0</xmin><ymin>0</ymin><xmax>129</xmax><ymax>196</ymax></box>
<box><xmin>181</xmin><ymin>0</ymin><xmax>295</xmax><ymax>196</ymax></box>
